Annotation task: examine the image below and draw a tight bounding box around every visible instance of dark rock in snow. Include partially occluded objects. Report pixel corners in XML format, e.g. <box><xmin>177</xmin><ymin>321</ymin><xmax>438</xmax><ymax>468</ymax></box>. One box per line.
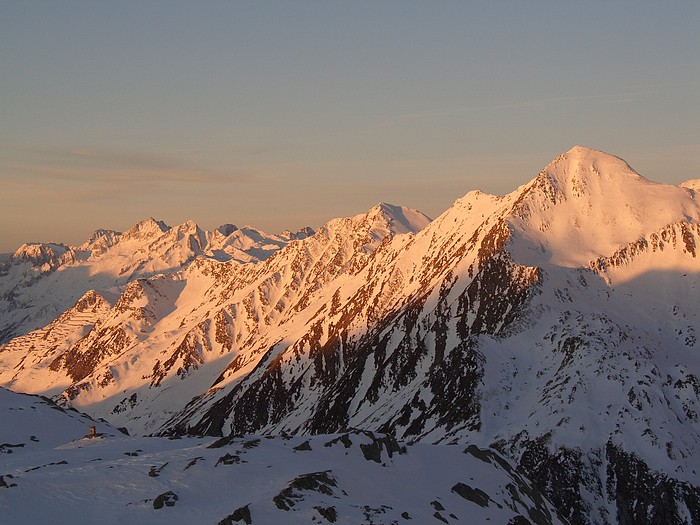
<box><xmin>433</xmin><ymin>511</ymin><xmax>449</xmax><ymax>524</ymax></box>
<box><xmin>0</xmin><ymin>443</ymin><xmax>25</xmax><ymax>454</ymax></box>
<box><xmin>315</xmin><ymin>505</ymin><xmax>337</xmax><ymax>523</ymax></box>
<box><xmin>0</xmin><ymin>474</ymin><xmax>18</xmax><ymax>488</ymax></box>
<box><xmin>152</xmin><ymin>490</ymin><xmax>178</xmax><ymax>509</ymax></box>
<box><xmin>215</xmin><ymin>453</ymin><xmax>241</xmax><ymax>466</ymax></box>
<box><xmin>218</xmin><ymin>504</ymin><xmax>252</xmax><ymax>525</ymax></box>
<box><xmin>273</xmin><ymin>471</ymin><xmax>337</xmax><ymax>511</ymax></box>
<box><xmin>242</xmin><ymin>438</ymin><xmax>260</xmax><ymax>449</ymax></box>
<box><xmin>293</xmin><ymin>440</ymin><xmax>312</xmax><ymax>451</ymax></box>
<box><xmin>147</xmin><ymin>463</ymin><xmax>168</xmax><ymax>477</ymax></box>
<box><xmin>431</xmin><ymin>499</ymin><xmax>445</xmax><ymax>510</ymax></box>
<box><xmin>184</xmin><ymin>456</ymin><xmax>203</xmax><ymax>470</ymax></box>
<box><xmin>452</xmin><ymin>482</ymin><xmax>490</xmax><ymax>508</ymax></box>
<box><xmin>606</xmin><ymin>442</ymin><xmax>700</xmax><ymax>525</ymax></box>
<box><xmin>206</xmin><ymin>434</ymin><xmax>241</xmax><ymax>449</ymax></box>
<box><xmin>357</xmin><ymin>432</ymin><xmax>406</xmax><ymax>463</ymax></box>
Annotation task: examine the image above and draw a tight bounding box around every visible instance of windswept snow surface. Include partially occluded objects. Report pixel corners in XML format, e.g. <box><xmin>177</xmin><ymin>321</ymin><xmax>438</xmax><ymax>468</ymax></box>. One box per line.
<box><xmin>0</xmin><ymin>388</ymin><xmax>563</xmax><ymax>525</ymax></box>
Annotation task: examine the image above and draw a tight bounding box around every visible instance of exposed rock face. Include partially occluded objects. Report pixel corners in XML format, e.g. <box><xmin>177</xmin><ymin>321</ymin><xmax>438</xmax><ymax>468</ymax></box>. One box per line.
<box><xmin>152</xmin><ymin>490</ymin><xmax>178</xmax><ymax>509</ymax></box>
<box><xmin>605</xmin><ymin>442</ymin><xmax>700</xmax><ymax>525</ymax></box>
<box><xmin>10</xmin><ymin>243</ymin><xmax>76</xmax><ymax>273</ymax></box>
<box><xmin>2</xmin><ymin>147</ymin><xmax>699</xmax><ymax>524</ymax></box>
<box><xmin>217</xmin><ymin>505</ymin><xmax>252</xmax><ymax>525</ymax></box>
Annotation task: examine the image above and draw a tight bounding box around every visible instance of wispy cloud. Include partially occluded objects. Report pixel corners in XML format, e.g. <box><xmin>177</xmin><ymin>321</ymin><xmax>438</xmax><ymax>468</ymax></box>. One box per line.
<box><xmin>0</xmin><ymin>171</ymin><xmax>131</xmax><ymax>204</ymax></box>
<box><xmin>0</xmin><ymin>146</ymin><xmax>253</xmax><ymax>185</ymax></box>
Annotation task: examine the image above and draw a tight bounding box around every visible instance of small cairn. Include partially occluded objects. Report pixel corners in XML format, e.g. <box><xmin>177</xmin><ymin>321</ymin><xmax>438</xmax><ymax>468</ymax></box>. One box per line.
<box><xmin>83</xmin><ymin>425</ymin><xmax>104</xmax><ymax>439</ymax></box>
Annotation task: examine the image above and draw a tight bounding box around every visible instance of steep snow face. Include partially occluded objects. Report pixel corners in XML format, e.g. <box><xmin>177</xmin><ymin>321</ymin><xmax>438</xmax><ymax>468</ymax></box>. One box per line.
<box><xmin>507</xmin><ymin>146</ymin><xmax>700</xmax><ymax>267</ymax></box>
<box><xmin>0</xmin><ymin>291</ymin><xmax>113</xmax><ymax>396</ymax></box>
<box><xmin>366</xmin><ymin>202</ymin><xmax>433</xmax><ymax>238</ymax></box>
<box><xmin>156</xmin><ymin>191</ymin><xmax>536</xmax><ymax>441</ymax></box>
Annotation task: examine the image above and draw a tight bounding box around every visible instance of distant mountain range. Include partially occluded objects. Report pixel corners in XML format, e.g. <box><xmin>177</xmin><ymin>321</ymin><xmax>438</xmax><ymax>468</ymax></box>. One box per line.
<box><xmin>1</xmin><ymin>146</ymin><xmax>699</xmax><ymax>524</ymax></box>
<box><xmin>0</xmin><ymin>217</ymin><xmax>314</xmax><ymax>343</ymax></box>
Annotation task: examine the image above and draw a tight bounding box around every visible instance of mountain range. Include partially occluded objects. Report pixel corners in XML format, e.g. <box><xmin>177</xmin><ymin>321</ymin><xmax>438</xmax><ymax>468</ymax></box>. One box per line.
<box><xmin>1</xmin><ymin>146</ymin><xmax>699</xmax><ymax>524</ymax></box>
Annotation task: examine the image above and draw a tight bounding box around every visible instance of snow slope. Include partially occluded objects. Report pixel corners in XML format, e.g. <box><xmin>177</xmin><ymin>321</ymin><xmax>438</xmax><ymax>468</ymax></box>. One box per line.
<box><xmin>0</xmin><ymin>388</ymin><xmax>563</xmax><ymax>525</ymax></box>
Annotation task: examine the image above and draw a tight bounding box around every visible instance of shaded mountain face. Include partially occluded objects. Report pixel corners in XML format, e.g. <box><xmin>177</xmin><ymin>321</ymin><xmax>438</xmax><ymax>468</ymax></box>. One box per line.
<box><xmin>1</xmin><ymin>147</ymin><xmax>699</xmax><ymax>524</ymax></box>
<box><xmin>0</xmin><ymin>387</ymin><xmax>565</xmax><ymax>525</ymax></box>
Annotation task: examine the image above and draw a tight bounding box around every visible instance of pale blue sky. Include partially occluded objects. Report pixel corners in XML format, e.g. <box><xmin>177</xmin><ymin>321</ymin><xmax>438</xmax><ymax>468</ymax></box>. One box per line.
<box><xmin>2</xmin><ymin>1</ymin><xmax>699</xmax><ymax>252</ymax></box>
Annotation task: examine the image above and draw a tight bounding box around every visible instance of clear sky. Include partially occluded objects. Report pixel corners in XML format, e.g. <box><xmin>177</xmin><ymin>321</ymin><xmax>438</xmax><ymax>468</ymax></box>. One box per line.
<box><xmin>2</xmin><ymin>1</ymin><xmax>699</xmax><ymax>252</ymax></box>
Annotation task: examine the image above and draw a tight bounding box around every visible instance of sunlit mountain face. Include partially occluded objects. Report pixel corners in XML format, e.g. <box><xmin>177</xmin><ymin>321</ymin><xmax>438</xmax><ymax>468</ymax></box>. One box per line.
<box><xmin>2</xmin><ymin>147</ymin><xmax>699</xmax><ymax>524</ymax></box>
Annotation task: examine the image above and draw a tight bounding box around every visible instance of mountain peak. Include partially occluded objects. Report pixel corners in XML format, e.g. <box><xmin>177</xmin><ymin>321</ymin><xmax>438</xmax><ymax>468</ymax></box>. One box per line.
<box><xmin>542</xmin><ymin>146</ymin><xmax>644</xmax><ymax>186</ymax></box>
<box><xmin>680</xmin><ymin>179</ymin><xmax>700</xmax><ymax>194</ymax></box>
<box><xmin>563</xmin><ymin>144</ymin><xmax>608</xmax><ymax>157</ymax></box>
<box><xmin>506</xmin><ymin>148</ymin><xmax>700</xmax><ymax>267</ymax></box>
<box><xmin>121</xmin><ymin>218</ymin><xmax>170</xmax><ymax>242</ymax></box>
<box><xmin>366</xmin><ymin>202</ymin><xmax>432</xmax><ymax>235</ymax></box>
<box><xmin>278</xmin><ymin>226</ymin><xmax>315</xmax><ymax>241</ymax></box>
<box><xmin>81</xmin><ymin>228</ymin><xmax>122</xmax><ymax>246</ymax></box>
<box><xmin>179</xmin><ymin>219</ymin><xmax>200</xmax><ymax>230</ymax></box>
<box><xmin>560</xmin><ymin>145</ymin><xmax>621</xmax><ymax>160</ymax></box>
<box><xmin>216</xmin><ymin>224</ymin><xmax>238</xmax><ymax>237</ymax></box>
<box><xmin>78</xmin><ymin>228</ymin><xmax>122</xmax><ymax>253</ymax></box>
<box><xmin>11</xmin><ymin>242</ymin><xmax>73</xmax><ymax>269</ymax></box>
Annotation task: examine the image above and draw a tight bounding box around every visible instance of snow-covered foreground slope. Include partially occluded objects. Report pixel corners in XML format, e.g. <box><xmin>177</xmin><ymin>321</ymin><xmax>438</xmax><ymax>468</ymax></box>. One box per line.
<box><xmin>1</xmin><ymin>147</ymin><xmax>699</xmax><ymax>524</ymax></box>
<box><xmin>0</xmin><ymin>388</ymin><xmax>563</xmax><ymax>525</ymax></box>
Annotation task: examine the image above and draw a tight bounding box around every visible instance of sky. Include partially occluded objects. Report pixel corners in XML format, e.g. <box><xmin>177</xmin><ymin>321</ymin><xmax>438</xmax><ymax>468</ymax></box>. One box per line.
<box><xmin>1</xmin><ymin>1</ymin><xmax>699</xmax><ymax>253</ymax></box>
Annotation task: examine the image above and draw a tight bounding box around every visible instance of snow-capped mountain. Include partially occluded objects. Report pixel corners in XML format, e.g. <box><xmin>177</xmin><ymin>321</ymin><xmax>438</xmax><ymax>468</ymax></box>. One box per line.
<box><xmin>0</xmin><ymin>203</ymin><xmax>432</xmax><ymax>425</ymax></box>
<box><xmin>1</xmin><ymin>147</ymin><xmax>699</xmax><ymax>524</ymax></box>
<box><xmin>0</xmin><ymin>219</ymin><xmax>313</xmax><ymax>344</ymax></box>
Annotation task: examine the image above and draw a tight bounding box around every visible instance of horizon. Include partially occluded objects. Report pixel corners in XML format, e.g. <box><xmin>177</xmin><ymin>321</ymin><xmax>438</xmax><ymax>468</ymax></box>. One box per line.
<box><xmin>2</xmin><ymin>2</ymin><xmax>699</xmax><ymax>252</ymax></box>
<box><xmin>3</xmin><ymin>144</ymin><xmax>700</xmax><ymax>254</ymax></box>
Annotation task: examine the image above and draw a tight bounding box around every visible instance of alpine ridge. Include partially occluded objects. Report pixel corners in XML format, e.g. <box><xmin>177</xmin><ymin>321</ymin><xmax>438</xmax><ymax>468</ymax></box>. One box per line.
<box><xmin>1</xmin><ymin>147</ymin><xmax>699</xmax><ymax>524</ymax></box>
